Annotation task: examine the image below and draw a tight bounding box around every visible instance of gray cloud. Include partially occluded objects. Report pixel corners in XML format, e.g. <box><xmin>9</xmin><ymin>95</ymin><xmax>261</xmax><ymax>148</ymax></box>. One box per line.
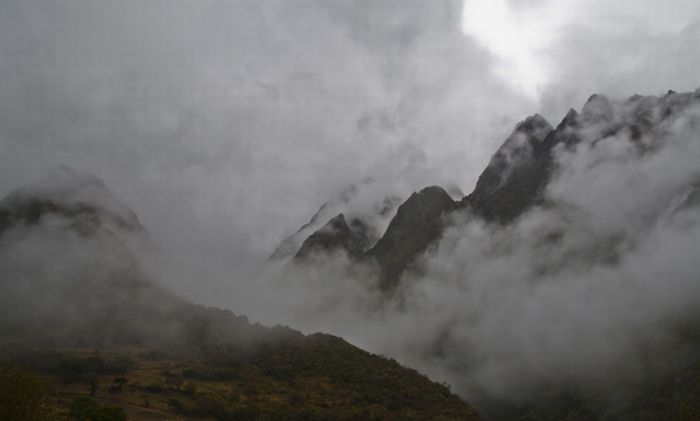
<box><xmin>2</xmin><ymin>0</ymin><xmax>700</xmax><ymax>409</ymax></box>
<box><xmin>0</xmin><ymin>0</ymin><xmax>537</xmax><ymax>304</ymax></box>
<box><xmin>244</xmin><ymin>95</ymin><xmax>700</xmax><ymax>408</ymax></box>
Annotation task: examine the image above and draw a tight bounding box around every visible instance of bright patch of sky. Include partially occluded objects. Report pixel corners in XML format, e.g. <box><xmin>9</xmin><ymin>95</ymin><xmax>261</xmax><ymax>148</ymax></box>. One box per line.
<box><xmin>461</xmin><ymin>0</ymin><xmax>699</xmax><ymax>100</ymax></box>
<box><xmin>461</xmin><ymin>0</ymin><xmax>573</xmax><ymax>99</ymax></box>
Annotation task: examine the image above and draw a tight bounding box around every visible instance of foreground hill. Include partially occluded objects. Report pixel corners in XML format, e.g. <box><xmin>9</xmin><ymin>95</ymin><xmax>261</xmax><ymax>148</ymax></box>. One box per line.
<box><xmin>0</xmin><ymin>167</ymin><xmax>480</xmax><ymax>420</ymax></box>
<box><xmin>3</xmin><ymin>336</ymin><xmax>478</xmax><ymax>420</ymax></box>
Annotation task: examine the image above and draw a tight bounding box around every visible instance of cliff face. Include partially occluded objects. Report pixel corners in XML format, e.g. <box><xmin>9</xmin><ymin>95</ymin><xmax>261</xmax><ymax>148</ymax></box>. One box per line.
<box><xmin>294</xmin><ymin>213</ymin><xmax>371</xmax><ymax>260</ymax></box>
<box><xmin>365</xmin><ymin>186</ymin><xmax>456</xmax><ymax>289</ymax></box>
<box><xmin>465</xmin><ymin>113</ymin><xmax>554</xmax><ymax>223</ymax></box>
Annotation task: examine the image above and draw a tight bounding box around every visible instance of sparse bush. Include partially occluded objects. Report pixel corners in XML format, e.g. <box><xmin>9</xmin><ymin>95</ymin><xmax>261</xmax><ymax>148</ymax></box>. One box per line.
<box><xmin>146</xmin><ymin>378</ymin><xmax>165</xmax><ymax>393</ymax></box>
<box><xmin>69</xmin><ymin>397</ymin><xmax>126</xmax><ymax>421</ymax></box>
<box><xmin>0</xmin><ymin>367</ymin><xmax>61</xmax><ymax>421</ymax></box>
<box><xmin>183</xmin><ymin>381</ymin><xmax>197</xmax><ymax>396</ymax></box>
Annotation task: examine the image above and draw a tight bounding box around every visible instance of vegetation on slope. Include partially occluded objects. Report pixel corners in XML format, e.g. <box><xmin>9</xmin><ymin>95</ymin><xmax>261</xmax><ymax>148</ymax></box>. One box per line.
<box><xmin>1</xmin><ymin>339</ymin><xmax>479</xmax><ymax>421</ymax></box>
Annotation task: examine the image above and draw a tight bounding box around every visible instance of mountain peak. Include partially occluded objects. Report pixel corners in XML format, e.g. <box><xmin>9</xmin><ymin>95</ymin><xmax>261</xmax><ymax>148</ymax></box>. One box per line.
<box><xmin>517</xmin><ymin>113</ymin><xmax>552</xmax><ymax>137</ymax></box>
<box><xmin>581</xmin><ymin>93</ymin><xmax>613</xmax><ymax>121</ymax></box>
<box><xmin>366</xmin><ymin>185</ymin><xmax>455</xmax><ymax>289</ymax></box>
<box><xmin>414</xmin><ymin>185</ymin><xmax>454</xmax><ymax>201</ymax></box>
<box><xmin>556</xmin><ymin>108</ymin><xmax>579</xmax><ymax>131</ymax></box>
<box><xmin>470</xmin><ymin>114</ymin><xmax>554</xmax><ymax>206</ymax></box>
<box><xmin>0</xmin><ymin>166</ymin><xmax>144</xmax><ymax>235</ymax></box>
<box><xmin>467</xmin><ymin>113</ymin><xmax>558</xmax><ymax>222</ymax></box>
<box><xmin>294</xmin><ymin>213</ymin><xmax>370</xmax><ymax>260</ymax></box>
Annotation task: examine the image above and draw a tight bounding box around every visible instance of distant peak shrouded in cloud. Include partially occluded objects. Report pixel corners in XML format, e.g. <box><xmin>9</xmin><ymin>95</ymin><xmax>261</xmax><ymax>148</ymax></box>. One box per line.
<box><xmin>2</xmin><ymin>0</ymin><xmax>699</xmax><ymax>286</ymax></box>
<box><xmin>270</xmin><ymin>178</ymin><xmax>403</xmax><ymax>261</ymax></box>
<box><xmin>266</xmin><ymin>88</ymin><xmax>700</xmax><ymax>418</ymax></box>
<box><xmin>0</xmin><ymin>165</ymin><xmax>146</xmax><ymax>237</ymax></box>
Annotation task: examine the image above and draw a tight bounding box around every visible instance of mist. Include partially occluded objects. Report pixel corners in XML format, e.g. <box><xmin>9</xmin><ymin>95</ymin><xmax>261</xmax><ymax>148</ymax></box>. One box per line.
<box><xmin>2</xmin><ymin>0</ymin><xmax>700</xmax><ymax>412</ymax></box>
<box><xmin>208</xmin><ymin>94</ymin><xmax>700</xmax><ymax>404</ymax></box>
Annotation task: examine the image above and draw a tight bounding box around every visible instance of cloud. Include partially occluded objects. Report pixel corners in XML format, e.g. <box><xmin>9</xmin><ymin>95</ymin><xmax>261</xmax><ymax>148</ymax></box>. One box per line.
<box><xmin>2</xmin><ymin>0</ymin><xmax>700</xmax><ymax>410</ymax></box>
<box><xmin>0</xmin><ymin>0</ymin><xmax>540</xmax><ymax>310</ymax></box>
<box><xmin>263</xmin><ymin>96</ymin><xmax>700</xmax><ymax>405</ymax></box>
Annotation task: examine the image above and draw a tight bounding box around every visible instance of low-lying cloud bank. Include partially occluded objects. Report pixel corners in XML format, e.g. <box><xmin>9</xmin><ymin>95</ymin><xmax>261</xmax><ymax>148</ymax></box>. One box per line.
<box><xmin>239</xmin><ymin>93</ymin><xmax>700</xmax><ymax>405</ymax></box>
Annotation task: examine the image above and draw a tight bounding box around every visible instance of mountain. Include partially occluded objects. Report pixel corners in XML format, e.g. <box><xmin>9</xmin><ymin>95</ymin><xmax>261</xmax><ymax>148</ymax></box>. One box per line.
<box><xmin>276</xmin><ymin>87</ymin><xmax>700</xmax><ymax>420</ymax></box>
<box><xmin>270</xmin><ymin>178</ymin><xmax>401</xmax><ymax>261</ymax></box>
<box><xmin>0</xmin><ymin>165</ymin><xmax>145</xmax><ymax>237</ymax></box>
<box><xmin>464</xmin><ymin>113</ymin><xmax>554</xmax><ymax>222</ymax></box>
<box><xmin>283</xmin><ymin>88</ymin><xmax>700</xmax><ymax>292</ymax></box>
<box><xmin>365</xmin><ymin>186</ymin><xmax>456</xmax><ymax>290</ymax></box>
<box><xmin>0</xmin><ymin>167</ymin><xmax>480</xmax><ymax>420</ymax></box>
<box><xmin>294</xmin><ymin>213</ymin><xmax>371</xmax><ymax>260</ymax></box>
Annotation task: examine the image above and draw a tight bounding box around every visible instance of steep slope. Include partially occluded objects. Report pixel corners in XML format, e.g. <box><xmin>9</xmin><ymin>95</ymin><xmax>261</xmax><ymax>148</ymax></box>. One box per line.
<box><xmin>294</xmin><ymin>213</ymin><xmax>371</xmax><ymax>260</ymax></box>
<box><xmin>270</xmin><ymin>179</ymin><xmax>401</xmax><ymax>261</ymax></box>
<box><xmin>271</xmin><ymin>201</ymin><xmax>339</xmax><ymax>260</ymax></box>
<box><xmin>365</xmin><ymin>186</ymin><xmax>456</xmax><ymax>290</ymax></box>
<box><xmin>464</xmin><ymin>114</ymin><xmax>554</xmax><ymax>222</ymax></box>
<box><xmin>0</xmin><ymin>167</ymin><xmax>480</xmax><ymax>420</ymax></box>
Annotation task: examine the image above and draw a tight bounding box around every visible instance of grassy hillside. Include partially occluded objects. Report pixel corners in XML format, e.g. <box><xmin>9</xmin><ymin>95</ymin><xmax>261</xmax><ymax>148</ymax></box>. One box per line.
<box><xmin>1</xmin><ymin>337</ymin><xmax>479</xmax><ymax>421</ymax></box>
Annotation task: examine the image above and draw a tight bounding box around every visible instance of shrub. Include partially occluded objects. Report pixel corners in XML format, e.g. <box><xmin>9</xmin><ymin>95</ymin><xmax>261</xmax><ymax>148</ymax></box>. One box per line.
<box><xmin>0</xmin><ymin>367</ymin><xmax>61</xmax><ymax>421</ymax></box>
<box><xmin>69</xmin><ymin>397</ymin><xmax>126</xmax><ymax>421</ymax></box>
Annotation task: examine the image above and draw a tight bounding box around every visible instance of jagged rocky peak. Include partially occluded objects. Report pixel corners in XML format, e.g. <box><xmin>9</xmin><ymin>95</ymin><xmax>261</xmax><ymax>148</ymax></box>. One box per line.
<box><xmin>0</xmin><ymin>165</ymin><xmax>144</xmax><ymax>235</ymax></box>
<box><xmin>372</xmin><ymin>186</ymin><xmax>455</xmax><ymax>243</ymax></box>
<box><xmin>514</xmin><ymin>113</ymin><xmax>553</xmax><ymax>140</ymax></box>
<box><xmin>658</xmin><ymin>89</ymin><xmax>698</xmax><ymax>119</ymax></box>
<box><xmin>294</xmin><ymin>213</ymin><xmax>370</xmax><ymax>260</ymax></box>
<box><xmin>539</xmin><ymin>108</ymin><xmax>583</xmax><ymax>150</ymax></box>
<box><xmin>270</xmin><ymin>201</ymin><xmax>334</xmax><ymax>260</ymax></box>
<box><xmin>274</xmin><ymin>87</ymin><xmax>700</xmax><ymax>298</ymax></box>
<box><xmin>484</xmin><ymin>113</ymin><xmax>553</xmax><ymax>172</ymax></box>
<box><xmin>366</xmin><ymin>186</ymin><xmax>456</xmax><ymax>289</ymax></box>
<box><xmin>556</xmin><ymin>108</ymin><xmax>580</xmax><ymax>131</ymax></box>
<box><xmin>466</xmin><ymin>88</ymin><xmax>700</xmax><ymax>226</ymax></box>
<box><xmin>271</xmin><ymin>178</ymin><xmax>403</xmax><ymax>261</ymax></box>
<box><xmin>401</xmin><ymin>186</ymin><xmax>456</xmax><ymax>219</ymax></box>
<box><xmin>478</xmin><ymin>114</ymin><xmax>553</xmax><ymax>169</ymax></box>
<box><xmin>467</xmin><ymin>114</ymin><xmax>554</xmax><ymax>222</ymax></box>
<box><xmin>581</xmin><ymin>93</ymin><xmax>614</xmax><ymax>122</ymax></box>
<box><xmin>571</xmin><ymin>89</ymin><xmax>700</xmax><ymax>148</ymax></box>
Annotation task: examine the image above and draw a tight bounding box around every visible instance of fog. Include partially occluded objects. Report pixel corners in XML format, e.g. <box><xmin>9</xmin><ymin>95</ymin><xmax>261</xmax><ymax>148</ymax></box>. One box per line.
<box><xmin>2</xmin><ymin>0</ymin><xmax>700</xmax><ymax>407</ymax></box>
<box><xmin>229</xmin><ymin>94</ymin><xmax>700</xmax><ymax>404</ymax></box>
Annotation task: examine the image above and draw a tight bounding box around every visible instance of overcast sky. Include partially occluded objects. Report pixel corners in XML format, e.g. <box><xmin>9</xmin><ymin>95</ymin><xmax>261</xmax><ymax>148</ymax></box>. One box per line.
<box><xmin>1</xmin><ymin>0</ymin><xmax>699</xmax><ymax>303</ymax></box>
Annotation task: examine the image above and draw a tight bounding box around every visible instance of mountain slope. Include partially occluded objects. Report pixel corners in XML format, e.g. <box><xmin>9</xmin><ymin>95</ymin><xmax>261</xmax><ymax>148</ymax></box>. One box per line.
<box><xmin>0</xmin><ymin>167</ymin><xmax>480</xmax><ymax>420</ymax></box>
<box><xmin>294</xmin><ymin>213</ymin><xmax>371</xmax><ymax>260</ymax></box>
<box><xmin>365</xmin><ymin>186</ymin><xmax>456</xmax><ymax>290</ymax></box>
<box><xmin>464</xmin><ymin>114</ymin><xmax>554</xmax><ymax>222</ymax></box>
<box><xmin>0</xmin><ymin>165</ymin><xmax>145</xmax><ymax>237</ymax></box>
<box><xmin>284</xmin><ymin>88</ymin><xmax>700</xmax><ymax>293</ymax></box>
<box><xmin>270</xmin><ymin>179</ymin><xmax>401</xmax><ymax>261</ymax></box>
